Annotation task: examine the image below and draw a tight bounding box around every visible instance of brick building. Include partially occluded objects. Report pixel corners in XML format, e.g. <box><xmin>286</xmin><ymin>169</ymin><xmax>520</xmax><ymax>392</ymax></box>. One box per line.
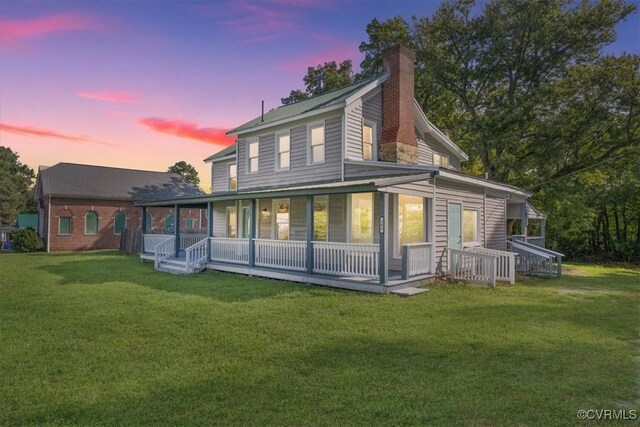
<box><xmin>35</xmin><ymin>163</ymin><xmax>205</xmax><ymax>252</ymax></box>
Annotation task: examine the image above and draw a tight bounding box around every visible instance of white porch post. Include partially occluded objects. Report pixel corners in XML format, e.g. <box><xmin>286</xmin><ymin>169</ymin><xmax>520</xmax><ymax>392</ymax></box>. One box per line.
<box><xmin>306</xmin><ymin>195</ymin><xmax>314</xmax><ymax>275</ymax></box>
<box><xmin>207</xmin><ymin>202</ymin><xmax>213</xmax><ymax>260</ymax></box>
<box><xmin>521</xmin><ymin>202</ymin><xmax>528</xmax><ymax>240</ymax></box>
<box><xmin>379</xmin><ymin>192</ymin><xmax>389</xmax><ymax>285</ymax></box>
<box><xmin>249</xmin><ymin>199</ymin><xmax>257</xmax><ymax>268</ymax></box>
<box><xmin>174</xmin><ymin>204</ymin><xmax>180</xmax><ymax>258</ymax></box>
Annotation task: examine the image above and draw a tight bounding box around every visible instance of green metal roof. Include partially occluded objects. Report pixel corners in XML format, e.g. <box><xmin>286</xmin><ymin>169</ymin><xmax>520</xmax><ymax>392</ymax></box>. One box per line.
<box><xmin>227</xmin><ymin>75</ymin><xmax>384</xmax><ymax>136</ymax></box>
<box><xmin>203</xmin><ymin>144</ymin><xmax>237</xmax><ymax>163</ymax></box>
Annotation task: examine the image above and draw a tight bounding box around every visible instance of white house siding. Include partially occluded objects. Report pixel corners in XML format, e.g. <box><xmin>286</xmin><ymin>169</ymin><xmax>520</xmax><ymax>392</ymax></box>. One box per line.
<box><xmin>212</xmin><ymin>200</ymin><xmax>236</xmax><ymax>237</ymax></box>
<box><xmin>345</xmin><ymin>88</ymin><xmax>382</xmax><ymax>161</ymax></box>
<box><xmin>418</xmin><ymin>134</ymin><xmax>461</xmax><ymax>170</ymax></box>
<box><xmin>211</xmin><ymin>160</ymin><xmax>234</xmax><ymax>193</ymax></box>
<box><xmin>236</xmin><ymin>113</ymin><xmax>343</xmax><ymax>190</ymax></box>
<box><xmin>485</xmin><ymin>195</ymin><xmax>507</xmax><ymax>251</ymax></box>
<box><xmin>434</xmin><ymin>179</ymin><xmax>485</xmax><ymax>275</ymax></box>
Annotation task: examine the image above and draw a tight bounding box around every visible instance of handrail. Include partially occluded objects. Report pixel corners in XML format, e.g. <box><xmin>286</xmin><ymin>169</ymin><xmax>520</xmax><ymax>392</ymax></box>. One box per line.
<box><xmin>511</xmin><ymin>238</ymin><xmax>565</xmax><ymax>257</ymax></box>
<box><xmin>508</xmin><ymin>240</ymin><xmax>555</xmax><ymax>259</ymax></box>
<box><xmin>448</xmin><ymin>248</ymin><xmax>497</xmax><ymax>287</ymax></box>
<box><xmin>465</xmin><ymin>246</ymin><xmax>516</xmax><ymax>284</ymax></box>
<box><xmin>402</xmin><ymin>242</ymin><xmax>433</xmax><ymax>279</ymax></box>
<box><xmin>154</xmin><ymin>236</ymin><xmax>175</xmax><ymax>269</ymax></box>
<box><xmin>185</xmin><ymin>238</ymin><xmax>208</xmax><ymax>273</ymax></box>
<box><xmin>507</xmin><ymin>240</ymin><xmax>562</xmax><ymax>277</ymax></box>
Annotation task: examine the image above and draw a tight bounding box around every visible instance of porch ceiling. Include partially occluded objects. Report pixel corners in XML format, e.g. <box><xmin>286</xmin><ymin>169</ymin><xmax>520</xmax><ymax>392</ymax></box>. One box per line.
<box><xmin>135</xmin><ymin>173</ymin><xmax>436</xmax><ymax>207</ymax></box>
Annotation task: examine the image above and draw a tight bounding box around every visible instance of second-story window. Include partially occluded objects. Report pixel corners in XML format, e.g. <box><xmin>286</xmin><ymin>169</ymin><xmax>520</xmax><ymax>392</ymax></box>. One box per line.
<box><xmin>276</xmin><ymin>131</ymin><xmax>290</xmax><ymax>170</ymax></box>
<box><xmin>228</xmin><ymin>163</ymin><xmax>237</xmax><ymax>190</ymax></box>
<box><xmin>362</xmin><ymin>121</ymin><xmax>375</xmax><ymax>161</ymax></box>
<box><xmin>433</xmin><ymin>153</ymin><xmax>449</xmax><ymax>168</ymax></box>
<box><xmin>308</xmin><ymin>122</ymin><xmax>325</xmax><ymax>164</ymax></box>
<box><xmin>248</xmin><ymin>139</ymin><xmax>259</xmax><ymax>173</ymax></box>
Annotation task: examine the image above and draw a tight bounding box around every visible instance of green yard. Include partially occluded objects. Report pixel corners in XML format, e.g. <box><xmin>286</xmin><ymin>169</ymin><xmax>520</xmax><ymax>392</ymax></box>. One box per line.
<box><xmin>0</xmin><ymin>251</ymin><xmax>638</xmax><ymax>425</ymax></box>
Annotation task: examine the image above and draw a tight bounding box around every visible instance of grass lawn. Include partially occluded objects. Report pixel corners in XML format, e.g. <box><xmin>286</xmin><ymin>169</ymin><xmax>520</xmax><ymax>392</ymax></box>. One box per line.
<box><xmin>0</xmin><ymin>251</ymin><xmax>638</xmax><ymax>425</ymax></box>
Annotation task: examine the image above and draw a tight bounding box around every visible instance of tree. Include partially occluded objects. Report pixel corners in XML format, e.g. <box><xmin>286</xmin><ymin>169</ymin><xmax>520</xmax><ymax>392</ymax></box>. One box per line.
<box><xmin>0</xmin><ymin>147</ymin><xmax>34</xmax><ymax>225</ymax></box>
<box><xmin>167</xmin><ymin>161</ymin><xmax>200</xmax><ymax>185</ymax></box>
<box><xmin>356</xmin><ymin>17</ymin><xmax>414</xmax><ymax>80</ymax></box>
<box><xmin>281</xmin><ymin>60</ymin><xmax>355</xmax><ymax>105</ymax></box>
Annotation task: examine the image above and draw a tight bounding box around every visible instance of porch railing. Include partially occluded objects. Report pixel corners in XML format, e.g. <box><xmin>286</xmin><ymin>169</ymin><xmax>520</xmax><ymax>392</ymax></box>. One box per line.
<box><xmin>181</xmin><ymin>233</ymin><xmax>207</xmax><ymax>250</ymax></box>
<box><xmin>449</xmin><ymin>248</ymin><xmax>497</xmax><ymax>287</ymax></box>
<box><xmin>154</xmin><ymin>236</ymin><xmax>175</xmax><ymax>269</ymax></box>
<box><xmin>255</xmin><ymin>239</ymin><xmax>307</xmax><ymax>272</ymax></box>
<box><xmin>143</xmin><ymin>234</ymin><xmax>171</xmax><ymax>254</ymax></box>
<box><xmin>511</xmin><ymin>234</ymin><xmax>545</xmax><ymax>248</ymax></box>
<box><xmin>313</xmin><ymin>241</ymin><xmax>379</xmax><ymax>278</ymax></box>
<box><xmin>465</xmin><ymin>246</ymin><xmax>516</xmax><ymax>284</ymax></box>
<box><xmin>185</xmin><ymin>238</ymin><xmax>208</xmax><ymax>273</ymax></box>
<box><xmin>402</xmin><ymin>242</ymin><xmax>433</xmax><ymax>279</ymax></box>
<box><xmin>507</xmin><ymin>240</ymin><xmax>563</xmax><ymax>277</ymax></box>
<box><xmin>209</xmin><ymin>238</ymin><xmax>249</xmax><ymax>265</ymax></box>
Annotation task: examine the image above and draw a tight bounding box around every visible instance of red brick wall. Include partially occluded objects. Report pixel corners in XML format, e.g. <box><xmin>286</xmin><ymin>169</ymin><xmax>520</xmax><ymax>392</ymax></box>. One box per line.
<box><xmin>380</xmin><ymin>45</ymin><xmax>419</xmax><ymax>164</ymax></box>
<box><xmin>41</xmin><ymin>197</ymin><xmax>206</xmax><ymax>251</ymax></box>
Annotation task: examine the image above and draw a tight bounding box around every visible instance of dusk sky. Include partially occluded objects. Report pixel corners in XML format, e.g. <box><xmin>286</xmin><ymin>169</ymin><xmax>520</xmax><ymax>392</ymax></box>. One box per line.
<box><xmin>1</xmin><ymin>0</ymin><xmax>638</xmax><ymax>191</ymax></box>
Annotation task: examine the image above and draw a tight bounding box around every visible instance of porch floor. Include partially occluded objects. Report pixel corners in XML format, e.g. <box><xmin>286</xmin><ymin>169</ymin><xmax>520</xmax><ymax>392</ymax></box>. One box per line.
<box><xmin>140</xmin><ymin>252</ymin><xmax>434</xmax><ymax>293</ymax></box>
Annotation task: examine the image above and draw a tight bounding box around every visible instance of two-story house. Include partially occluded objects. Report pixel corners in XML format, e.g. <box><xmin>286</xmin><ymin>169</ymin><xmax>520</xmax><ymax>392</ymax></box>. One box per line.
<box><xmin>138</xmin><ymin>45</ymin><xmax>560</xmax><ymax>293</ymax></box>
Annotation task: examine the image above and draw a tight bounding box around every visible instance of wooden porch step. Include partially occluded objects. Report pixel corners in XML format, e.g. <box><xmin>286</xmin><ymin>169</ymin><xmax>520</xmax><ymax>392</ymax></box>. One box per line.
<box><xmin>390</xmin><ymin>287</ymin><xmax>429</xmax><ymax>297</ymax></box>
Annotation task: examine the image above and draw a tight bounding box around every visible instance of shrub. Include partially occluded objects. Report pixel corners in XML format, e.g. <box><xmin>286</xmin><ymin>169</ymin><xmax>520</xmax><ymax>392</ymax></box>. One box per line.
<box><xmin>13</xmin><ymin>228</ymin><xmax>44</xmax><ymax>252</ymax></box>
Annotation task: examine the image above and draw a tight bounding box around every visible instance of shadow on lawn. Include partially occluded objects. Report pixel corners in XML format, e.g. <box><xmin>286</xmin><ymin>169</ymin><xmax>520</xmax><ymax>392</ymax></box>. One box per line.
<box><xmin>38</xmin><ymin>252</ymin><xmax>322</xmax><ymax>303</ymax></box>
<box><xmin>11</xmin><ymin>335</ymin><xmax>630</xmax><ymax>426</ymax></box>
<box><xmin>525</xmin><ymin>265</ymin><xmax>640</xmax><ymax>292</ymax></box>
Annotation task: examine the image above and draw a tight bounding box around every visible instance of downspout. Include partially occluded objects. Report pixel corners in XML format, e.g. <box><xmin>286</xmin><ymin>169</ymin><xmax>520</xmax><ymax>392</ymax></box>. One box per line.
<box><xmin>341</xmin><ymin>112</ymin><xmax>346</xmax><ymax>181</ymax></box>
<box><xmin>431</xmin><ymin>172</ymin><xmax>438</xmax><ymax>275</ymax></box>
<box><xmin>47</xmin><ymin>195</ymin><xmax>51</xmax><ymax>252</ymax></box>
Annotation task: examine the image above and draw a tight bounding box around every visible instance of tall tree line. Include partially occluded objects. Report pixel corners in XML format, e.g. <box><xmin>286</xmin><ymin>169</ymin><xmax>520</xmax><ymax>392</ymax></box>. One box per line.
<box><xmin>283</xmin><ymin>0</ymin><xmax>640</xmax><ymax>261</ymax></box>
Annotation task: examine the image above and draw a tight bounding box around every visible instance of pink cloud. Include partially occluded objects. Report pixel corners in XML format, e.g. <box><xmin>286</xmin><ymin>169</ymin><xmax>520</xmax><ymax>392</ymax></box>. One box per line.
<box><xmin>77</xmin><ymin>90</ymin><xmax>141</xmax><ymax>104</ymax></box>
<box><xmin>0</xmin><ymin>123</ymin><xmax>118</xmax><ymax>147</ymax></box>
<box><xmin>137</xmin><ymin>118</ymin><xmax>235</xmax><ymax>146</ymax></box>
<box><xmin>0</xmin><ymin>13</ymin><xmax>103</xmax><ymax>48</ymax></box>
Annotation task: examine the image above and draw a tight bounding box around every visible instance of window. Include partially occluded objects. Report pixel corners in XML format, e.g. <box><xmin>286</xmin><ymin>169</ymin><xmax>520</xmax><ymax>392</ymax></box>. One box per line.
<box><xmin>314</xmin><ymin>196</ymin><xmax>329</xmax><ymax>241</ymax></box>
<box><xmin>185</xmin><ymin>219</ymin><xmax>195</xmax><ymax>229</ymax></box>
<box><xmin>228</xmin><ymin>163</ymin><xmax>237</xmax><ymax>190</ymax></box>
<box><xmin>463</xmin><ymin>209</ymin><xmax>479</xmax><ymax>243</ymax></box>
<box><xmin>165</xmin><ymin>213</ymin><xmax>175</xmax><ymax>232</ymax></box>
<box><xmin>308</xmin><ymin>122</ymin><xmax>325</xmax><ymax>164</ymax></box>
<box><xmin>85</xmin><ymin>211</ymin><xmax>98</xmax><ymax>235</ymax></box>
<box><xmin>226</xmin><ymin>206</ymin><xmax>237</xmax><ymax>238</ymax></box>
<box><xmin>349</xmin><ymin>193</ymin><xmax>373</xmax><ymax>243</ymax></box>
<box><xmin>362</xmin><ymin>121</ymin><xmax>376</xmax><ymax>161</ymax></box>
<box><xmin>114</xmin><ymin>211</ymin><xmax>127</xmax><ymax>235</ymax></box>
<box><xmin>248</xmin><ymin>139</ymin><xmax>259</xmax><ymax>173</ymax></box>
<box><xmin>273</xmin><ymin>199</ymin><xmax>290</xmax><ymax>240</ymax></box>
<box><xmin>276</xmin><ymin>131</ymin><xmax>290</xmax><ymax>170</ymax></box>
<box><xmin>395</xmin><ymin>195</ymin><xmax>425</xmax><ymax>256</ymax></box>
<box><xmin>58</xmin><ymin>217</ymin><xmax>71</xmax><ymax>235</ymax></box>
<box><xmin>144</xmin><ymin>212</ymin><xmax>153</xmax><ymax>233</ymax></box>
<box><xmin>433</xmin><ymin>153</ymin><xmax>449</xmax><ymax>168</ymax></box>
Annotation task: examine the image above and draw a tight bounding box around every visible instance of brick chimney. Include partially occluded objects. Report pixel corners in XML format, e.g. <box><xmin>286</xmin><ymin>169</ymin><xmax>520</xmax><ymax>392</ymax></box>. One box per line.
<box><xmin>379</xmin><ymin>45</ymin><xmax>418</xmax><ymax>164</ymax></box>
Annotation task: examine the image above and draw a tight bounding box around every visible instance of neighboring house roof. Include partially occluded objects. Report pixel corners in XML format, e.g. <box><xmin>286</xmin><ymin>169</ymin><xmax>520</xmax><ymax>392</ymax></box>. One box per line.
<box><xmin>204</xmin><ymin>144</ymin><xmax>236</xmax><ymax>163</ymax></box>
<box><xmin>226</xmin><ymin>75</ymin><xmax>385</xmax><ymax>136</ymax></box>
<box><xmin>37</xmin><ymin>163</ymin><xmax>206</xmax><ymax>201</ymax></box>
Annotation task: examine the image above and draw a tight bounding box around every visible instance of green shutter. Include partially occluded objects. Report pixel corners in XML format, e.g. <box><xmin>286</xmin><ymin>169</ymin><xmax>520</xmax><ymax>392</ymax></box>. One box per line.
<box><xmin>85</xmin><ymin>212</ymin><xmax>98</xmax><ymax>235</ymax></box>
<box><xmin>59</xmin><ymin>217</ymin><xmax>71</xmax><ymax>235</ymax></box>
<box><xmin>114</xmin><ymin>212</ymin><xmax>126</xmax><ymax>235</ymax></box>
<box><xmin>145</xmin><ymin>213</ymin><xmax>153</xmax><ymax>232</ymax></box>
<box><xmin>165</xmin><ymin>214</ymin><xmax>174</xmax><ymax>231</ymax></box>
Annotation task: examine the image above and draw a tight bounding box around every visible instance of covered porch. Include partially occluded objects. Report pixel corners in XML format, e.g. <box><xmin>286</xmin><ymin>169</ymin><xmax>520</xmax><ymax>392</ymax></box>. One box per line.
<box><xmin>137</xmin><ymin>175</ymin><xmax>438</xmax><ymax>293</ymax></box>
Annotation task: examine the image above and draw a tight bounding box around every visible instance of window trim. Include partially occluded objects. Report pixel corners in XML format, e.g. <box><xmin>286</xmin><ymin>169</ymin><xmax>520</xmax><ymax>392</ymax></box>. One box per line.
<box><xmin>274</xmin><ymin>130</ymin><xmax>291</xmax><ymax>172</ymax></box>
<box><xmin>185</xmin><ymin>218</ymin><xmax>195</xmax><ymax>229</ymax></box>
<box><xmin>228</xmin><ymin>163</ymin><xmax>237</xmax><ymax>191</ymax></box>
<box><xmin>113</xmin><ymin>211</ymin><xmax>127</xmax><ymax>236</ymax></box>
<box><xmin>362</xmin><ymin>119</ymin><xmax>377</xmax><ymax>161</ymax></box>
<box><xmin>434</xmin><ymin>152</ymin><xmax>449</xmax><ymax>168</ymax></box>
<box><xmin>247</xmin><ymin>138</ymin><xmax>259</xmax><ymax>174</ymax></box>
<box><xmin>84</xmin><ymin>211</ymin><xmax>99</xmax><ymax>235</ymax></box>
<box><xmin>462</xmin><ymin>207</ymin><xmax>481</xmax><ymax>246</ymax></box>
<box><xmin>271</xmin><ymin>198</ymin><xmax>291</xmax><ymax>240</ymax></box>
<box><xmin>58</xmin><ymin>216</ymin><xmax>71</xmax><ymax>235</ymax></box>
<box><xmin>313</xmin><ymin>195</ymin><xmax>329</xmax><ymax>242</ymax></box>
<box><xmin>226</xmin><ymin>205</ymin><xmax>238</xmax><ymax>238</ymax></box>
<box><xmin>307</xmin><ymin>120</ymin><xmax>326</xmax><ymax>165</ymax></box>
<box><xmin>393</xmin><ymin>194</ymin><xmax>426</xmax><ymax>259</ymax></box>
<box><xmin>346</xmin><ymin>192</ymin><xmax>374</xmax><ymax>244</ymax></box>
